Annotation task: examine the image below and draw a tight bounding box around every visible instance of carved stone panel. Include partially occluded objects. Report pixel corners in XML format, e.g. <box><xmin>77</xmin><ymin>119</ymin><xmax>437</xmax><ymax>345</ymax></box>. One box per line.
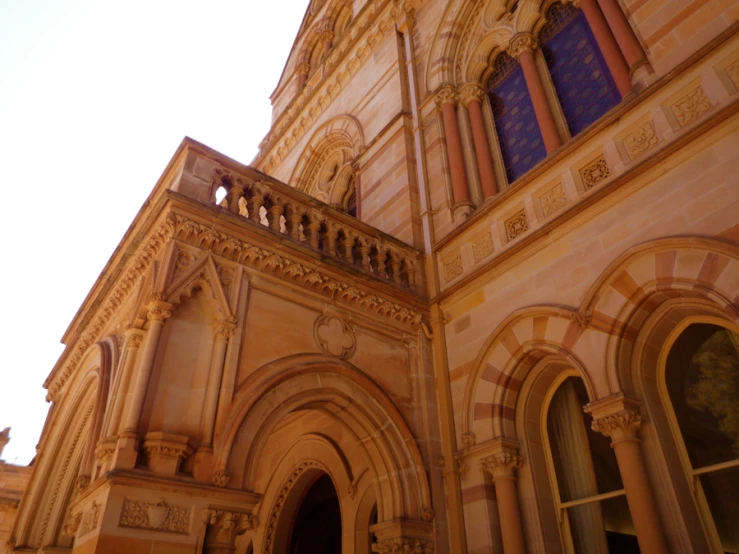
<box><xmin>504</xmin><ymin>210</ymin><xmax>529</xmax><ymax>241</ymax></box>
<box><xmin>580</xmin><ymin>155</ymin><xmax>610</xmax><ymax>190</ymax></box>
<box><xmin>314</xmin><ymin>314</ymin><xmax>356</xmax><ymax>359</ymax></box>
<box><xmin>670</xmin><ymin>86</ymin><xmax>711</xmax><ymax>127</ymax></box>
<box><xmin>119</xmin><ymin>497</ymin><xmax>191</xmax><ymax>534</ymax></box>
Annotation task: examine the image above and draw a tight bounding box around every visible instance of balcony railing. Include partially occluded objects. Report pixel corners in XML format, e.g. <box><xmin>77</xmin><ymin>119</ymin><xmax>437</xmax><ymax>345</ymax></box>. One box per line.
<box><xmin>208</xmin><ymin>167</ymin><xmax>424</xmax><ymax>296</ymax></box>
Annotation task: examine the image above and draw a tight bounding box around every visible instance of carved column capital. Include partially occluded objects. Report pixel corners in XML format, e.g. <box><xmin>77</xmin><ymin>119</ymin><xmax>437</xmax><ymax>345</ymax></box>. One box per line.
<box><xmin>146</xmin><ymin>299</ymin><xmax>173</xmax><ymax>323</ymax></box>
<box><xmin>123</xmin><ymin>328</ymin><xmax>145</xmax><ymax>349</ymax></box>
<box><xmin>480</xmin><ymin>452</ymin><xmax>523</xmax><ymax>479</ymax></box>
<box><xmin>371</xmin><ymin>519</ymin><xmax>434</xmax><ymax>554</ymax></box>
<box><xmin>509</xmin><ymin>32</ymin><xmax>538</xmax><ymax>59</ymax></box>
<box><xmin>585</xmin><ymin>393</ymin><xmax>643</xmax><ymax>443</ymax></box>
<box><xmin>213</xmin><ymin>322</ymin><xmax>235</xmax><ymax>341</ymax></box>
<box><xmin>435</xmin><ymin>85</ymin><xmax>458</xmax><ymax>106</ymax></box>
<box><xmin>458</xmin><ymin>83</ymin><xmax>486</xmax><ymax>107</ymax></box>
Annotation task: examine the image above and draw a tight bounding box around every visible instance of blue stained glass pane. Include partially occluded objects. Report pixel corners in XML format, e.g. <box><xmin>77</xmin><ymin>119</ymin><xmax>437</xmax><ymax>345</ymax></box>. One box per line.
<box><xmin>489</xmin><ymin>64</ymin><xmax>546</xmax><ymax>183</ymax></box>
<box><xmin>543</xmin><ymin>10</ymin><xmax>620</xmax><ymax>136</ymax></box>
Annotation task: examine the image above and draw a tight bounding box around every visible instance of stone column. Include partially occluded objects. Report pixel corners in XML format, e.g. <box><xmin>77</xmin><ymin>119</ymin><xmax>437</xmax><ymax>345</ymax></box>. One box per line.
<box><xmin>575</xmin><ymin>0</ymin><xmax>632</xmax><ymax>97</ymax></box>
<box><xmin>203</xmin><ymin>509</ymin><xmax>256</xmax><ymax>554</ymax></box>
<box><xmin>586</xmin><ymin>394</ymin><xmax>669</xmax><ymax>554</ymax></box>
<box><xmin>481</xmin><ymin>450</ymin><xmax>526</xmax><ymax>554</ymax></box>
<box><xmin>106</xmin><ymin>328</ymin><xmax>145</xmax><ymax>436</ymax></box>
<box><xmin>596</xmin><ymin>0</ymin><xmax>647</xmax><ymax>74</ymax></box>
<box><xmin>509</xmin><ymin>33</ymin><xmax>563</xmax><ymax>153</ymax></box>
<box><xmin>194</xmin><ymin>321</ymin><xmax>234</xmax><ymax>481</ymax></box>
<box><xmin>114</xmin><ymin>296</ymin><xmax>172</xmax><ymax>469</ymax></box>
<box><xmin>436</xmin><ymin>86</ymin><xmax>473</xmax><ymax>216</ymax></box>
<box><xmin>459</xmin><ymin>83</ymin><xmax>499</xmax><ymax>199</ymax></box>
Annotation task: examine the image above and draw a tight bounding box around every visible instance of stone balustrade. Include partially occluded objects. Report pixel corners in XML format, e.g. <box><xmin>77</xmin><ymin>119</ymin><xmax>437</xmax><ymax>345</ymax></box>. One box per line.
<box><xmin>209</xmin><ymin>168</ymin><xmax>424</xmax><ymax>295</ymax></box>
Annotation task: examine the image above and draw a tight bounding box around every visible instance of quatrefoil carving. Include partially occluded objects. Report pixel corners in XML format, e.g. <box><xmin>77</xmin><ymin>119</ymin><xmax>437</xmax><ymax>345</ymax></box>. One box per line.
<box><xmin>314</xmin><ymin>315</ymin><xmax>356</xmax><ymax>359</ymax></box>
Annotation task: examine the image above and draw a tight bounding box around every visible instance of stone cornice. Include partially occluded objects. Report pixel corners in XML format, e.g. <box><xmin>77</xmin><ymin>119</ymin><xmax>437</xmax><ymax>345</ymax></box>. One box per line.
<box><xmin>45</xmin><ymin>192</ymin><xmax>428</xmax><ymax>402</ymax></box>
<box><xmin>255</xmin><ymin>0</ymin><xmax>397</xmax><ymax>174</ymax></box>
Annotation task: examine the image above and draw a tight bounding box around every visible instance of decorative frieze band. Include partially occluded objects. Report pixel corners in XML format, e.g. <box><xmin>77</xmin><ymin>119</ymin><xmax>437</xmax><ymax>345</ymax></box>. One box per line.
<box><xmin>119</xmin><ymin>497</ymin><xmax>191</xmax><ymax>534</ymax></box>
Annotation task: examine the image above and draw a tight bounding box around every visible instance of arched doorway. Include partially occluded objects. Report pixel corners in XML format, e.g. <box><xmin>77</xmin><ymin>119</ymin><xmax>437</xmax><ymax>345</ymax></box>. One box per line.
<box><xmin>288</xmin><ymin>473</ymin><xmax>341</xmax><ymax>554</ymax></box>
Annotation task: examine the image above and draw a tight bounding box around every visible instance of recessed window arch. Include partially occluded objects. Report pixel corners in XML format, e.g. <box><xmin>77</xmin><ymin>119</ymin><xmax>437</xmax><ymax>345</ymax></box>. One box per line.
<box><xmin>487</xmin><ymin>51</ymin><xmax>546</xmax><ymax>183</ymax></box>
<box><xmin>545</xmin><ymin>375</ymin><xmax>640</xmax><ymax>553</ymax></box>
<box><xmin>539</xmin><ymin>1</ymin><xmax>621</xmax><ymax>137</ymax></box>
<box><xmin>663</xmin><ymin>323</ymin><xmax>739</xmax><ymax>553</ymax></box>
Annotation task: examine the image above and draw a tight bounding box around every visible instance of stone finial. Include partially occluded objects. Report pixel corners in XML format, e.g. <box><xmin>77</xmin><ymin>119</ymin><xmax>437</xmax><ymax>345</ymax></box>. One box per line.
<box><xmin>0</xmin><ymin>427</ymin><xmax>10</xmax><ymax>459</ymax></box>
<box><xmin>508</xmin><ymin>33</ymin><xmax>538</xmax><ymax>59</ymax></box>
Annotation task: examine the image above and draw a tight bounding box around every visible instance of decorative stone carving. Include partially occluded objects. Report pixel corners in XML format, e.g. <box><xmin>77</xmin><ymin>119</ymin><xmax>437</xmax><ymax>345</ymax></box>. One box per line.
<box><xmin>435</xmin><ymin>86</ymin><xmax>458</xmax><ymax>106</ymax></box>
<box><xmin>480</xmin><ymin>452</ymin><xmax>523</xmax><ymax>479</ymax></box>
<box><xmin>726</xmin><ymin>59</ymin><xmax>739</xmax><ymax>90</ymax></box>
<box><xmin>590</xmin><ymin>407</ymin><xmax>643</xmax><ymax>442</ymax></box>
<box><xmin>670</xmin><ymin>86</ymin><xmax>711</xmax><ymax>127</ymax></box>
<box><xmin>509</xmin><ymin>33</ymin><xmax>538</xmax><ymax>59</ymax></box>
<box><xmin>420</xmin><ymin>506</ymin><xmax>434</xmax><ymax>522</ymax></box>
<box><xmin>623</xmin><ymin>121</ymin><xmax>658</xmax><ymax>159</ymax></box>
<box><xmin>124</xmin><ymin>328</ymin><xmax>145</xmax><ymax>349</ymax></box>
<box><xmin>203</xmin><ymin>509</ymin><xmax>257</xmax><ymax>552</ymax></box>
<box><xmin>461</xmin><ymin>432</ymin><xmax>476</xmax><ymax>448</ymax></box>
<box><xmin>314</xmin><ymin>314</ymin><xmax>356</xmax><ymax>359</ymax></box>
<box><xmin>442</xmin><ymin>251</ymin><xmax>463</xmax><ymax>282</ymax></box>
<box><xmin>78</xmin><ymin>501</ymin><xmax>101</xmax><ymax>537</ymax></box>
<box><xmin>63</xmin><ymin>512</ymin><xmax>82</xmax><ymax>537</ymax></box>
<box><xmin>212</xmin><ymin>470</ymin><xmax>230</xmax><ymax>488</ymax></box>
<box><xmin>571</xmin><ymin>309</ymin><xmax>592</xmax><ymax>328</ymax></box>
<box><xmin>371</xmin><ymin>519</ymin><xmax>434</xmax><ymax>554</ymax></box>
<box><xmin>74</xmin><ymin>475</ymin><xmax>90</xmax><ymax>493</ymax></box>
<box><xmin>373</xmin><ymin>537</ymin><xmax>434</xmax><ymax>554</ymax></box>
<box><xmin>214</xmin><ymin>322</ymin><xmax>235</xmax><ymax>341</ymax></box>
<box><xmin>147</xmin><ymin>298</ymin><xmax>173</xmax><ymax>322</ymax></box>
<box><xmin>119</xmin><ymin>497</ymin><xmax>191</xmax><ymax>534</ymax></box>
<box><xmin>504</xmin><ymin>210</ymin><xmax>529</xmax><ymax>241</ymax></box>
<box><xmin>264</xmin><ymin>460</ymin><xmax>327</xmax><ymax>554</ymax></box>
<box><xmin>142</xmin><ymin>432</ymin><xmax>193</xmax><ymax>476</ymax></box>
<box><xmin>458</xmin><ymin>83</ymin><xmax>486</xmax><ymax>107</ymax></box>
<box><xmin>580</xmin><ymin>155</ymin><xmax>610</xmax><ymax>190</ymax></box>
<box><xmin>471</xmin><ymin>231</ymin><xmax>494</xmax><ymax>264</ymax></box>
<box><xmin>539</xmin><ymin>183</ymin><xmax>568</xmax><ymax>217</ymax></box>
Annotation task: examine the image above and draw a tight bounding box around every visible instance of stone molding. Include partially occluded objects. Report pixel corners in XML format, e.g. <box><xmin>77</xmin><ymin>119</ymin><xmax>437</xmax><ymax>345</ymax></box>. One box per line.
<box><xmin>263</xmin><ymin>459</ymin><xmax>328</xmax><ymax>554</ymax></box>
<box><xmin>168</xmin><ymin>212</ymin><xmax>425</xmax><ymax>329</ymax></box>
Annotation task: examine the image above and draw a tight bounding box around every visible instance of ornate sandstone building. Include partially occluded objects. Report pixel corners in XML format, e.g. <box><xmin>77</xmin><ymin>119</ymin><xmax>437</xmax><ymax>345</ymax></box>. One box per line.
<box><xmin>6</xmin><ymin>0</ymin><xmax>739</xmax><ymax>553</ymax></box>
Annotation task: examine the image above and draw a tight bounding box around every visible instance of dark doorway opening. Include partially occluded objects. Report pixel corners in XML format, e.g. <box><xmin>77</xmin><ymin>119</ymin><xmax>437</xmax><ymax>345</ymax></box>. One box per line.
<box><xmin>289</xmin><ymin>473</ymin><xmax>341</xmax><ymax>554</ymax></box>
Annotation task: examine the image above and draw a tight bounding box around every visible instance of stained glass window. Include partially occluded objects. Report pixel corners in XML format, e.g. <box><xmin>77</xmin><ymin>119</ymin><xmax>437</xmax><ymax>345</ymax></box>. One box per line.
<box><xmin>488</xmin><ymin>53</ymin><xmax>546</xmax><ymax>183</ymax></box>
<box><xmin>540</xmin><ymin>2</ymin><xmax>620</xmax><ymax>137</ymax></box>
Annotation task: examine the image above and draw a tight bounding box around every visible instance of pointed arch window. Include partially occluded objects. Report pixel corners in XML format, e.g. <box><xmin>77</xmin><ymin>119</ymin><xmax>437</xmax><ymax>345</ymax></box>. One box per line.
<box><xmin>664</xmin><ymin>324</ymin><xmax>739</xmax><ymax>552</ymax></box>
<box><xmin>546</xmin><ymin>377</ymin><xmax>640</xmax><ymax>553</ymax></box>
<box><xmin>488</xmin><ymin>52</ymin><xmax>546</xmax><ymax>183</ymax></box>
<box><xmin>540</xmin><ymin>2</ymin><xmax>620</xmax><ymax>137</ymax></box>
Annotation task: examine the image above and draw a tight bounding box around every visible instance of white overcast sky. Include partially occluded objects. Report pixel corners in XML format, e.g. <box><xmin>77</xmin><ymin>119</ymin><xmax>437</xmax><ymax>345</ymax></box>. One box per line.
<box><xmin>0</xmin><ymin>0</ymin><xmax>309</xmax><ymax>465</ymax></box>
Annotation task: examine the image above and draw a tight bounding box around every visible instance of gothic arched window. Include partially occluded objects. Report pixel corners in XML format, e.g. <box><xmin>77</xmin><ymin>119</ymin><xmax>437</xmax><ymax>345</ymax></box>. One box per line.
<box><xmin>664</xmin><ymin>324</ymin><xmax>739</xmax><ymax>552</ymax></box>
<box><xmin>488</xmin><ymin>52</ymin><xmax>546</xmax><ymax>183</ymax></box>
<box><xmin>540</xmin><ymin>2</ymin><xmax>620</xmax><ymax>137</ymax></box>
<box><xmin>546</xmin><ymin>377</ymin><xmax>640</xmax><ymax>553</ymax></box>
